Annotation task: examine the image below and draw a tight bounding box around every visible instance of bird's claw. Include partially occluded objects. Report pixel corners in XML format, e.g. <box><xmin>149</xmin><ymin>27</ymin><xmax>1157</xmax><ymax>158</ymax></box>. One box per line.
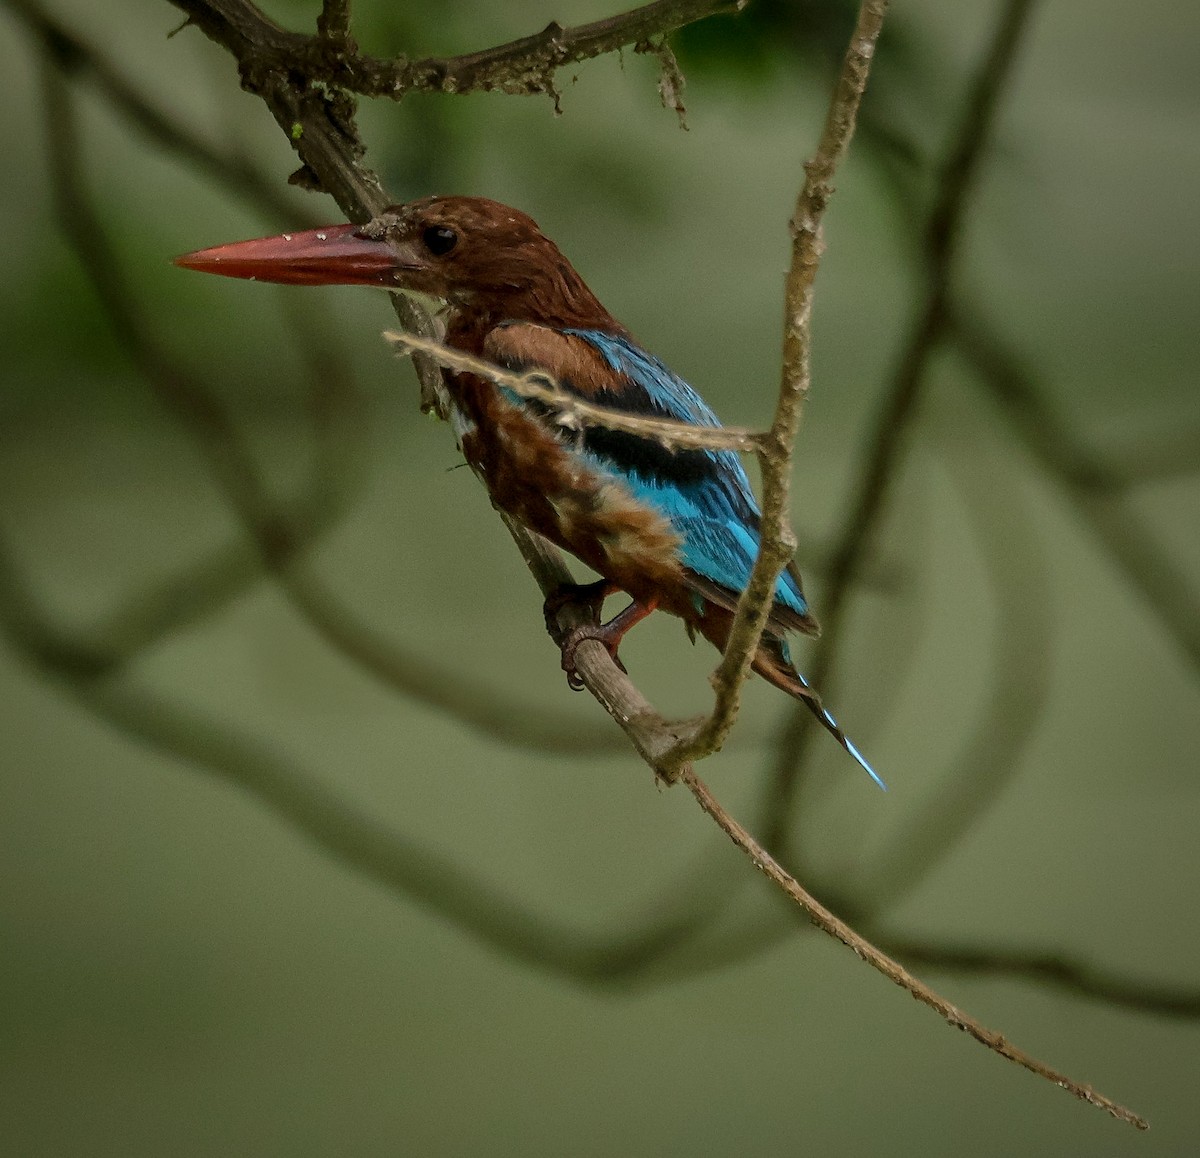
<box><xmin>542</xmin><ymin>579</ymin><xmax>613</xmax><ymax>639</ymax></box>
<box><xmin>560</xmin><ymin>624</ymin><xmax>629</xmax><ymax>690</ymax></box>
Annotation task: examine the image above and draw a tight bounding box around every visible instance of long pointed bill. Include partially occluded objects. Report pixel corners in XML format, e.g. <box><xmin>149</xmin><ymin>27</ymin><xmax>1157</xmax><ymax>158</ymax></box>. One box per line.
<box><xmin>174</xmin><ymin>223</ymin><xmax>400</xmax><ymax>287</ymax></box>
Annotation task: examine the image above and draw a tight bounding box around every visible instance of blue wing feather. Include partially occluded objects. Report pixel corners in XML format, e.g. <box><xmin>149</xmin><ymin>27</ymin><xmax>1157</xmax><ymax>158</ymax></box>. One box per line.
<box><xmin>487</xmin><ymin>323</ymin><xmax>879</xmax><ymax>788</ymax></box>
<box><xmin>564</xmin><ymin>329</ymin><xmax>809</xmax><ymax>619</ymax></box>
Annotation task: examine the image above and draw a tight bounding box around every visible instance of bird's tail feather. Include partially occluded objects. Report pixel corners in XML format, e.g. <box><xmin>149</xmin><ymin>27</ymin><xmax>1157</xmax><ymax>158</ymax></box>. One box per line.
<box><xmin>693</xmin><ymin>603</ymin><xmax>886</xmax><ymax>790</ymax></box>
<box><xmin>750</xmin><ymin>647</ymin><xmax>887</xmax><ymax>792</ymax></box>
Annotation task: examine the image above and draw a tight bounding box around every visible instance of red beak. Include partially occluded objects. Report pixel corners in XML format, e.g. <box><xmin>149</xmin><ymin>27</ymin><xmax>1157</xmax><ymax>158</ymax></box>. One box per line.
<box><xmin>174</xmin><ymin>223</ymin><xmax>400</xmax><ymax>286</ymax></box>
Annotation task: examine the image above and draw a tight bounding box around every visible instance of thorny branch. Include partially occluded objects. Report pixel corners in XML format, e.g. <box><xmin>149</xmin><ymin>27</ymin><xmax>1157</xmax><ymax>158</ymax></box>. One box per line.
<box><xmin>156</xmin><ymin>0</ymin><xmax>1152</xmax><ymax>1127</ymax></box>
<box><xmin>168</xmin><ymin>0</ymin><xmax>733</xmax><ymax>105</ymax></box>
<box><xmin>7</xmin><ymin>0</ymin><xmax>1161</xmax><ymax>1123</ymax></box>
<box><xmin>667</xmin><ymin>0</ymin><xmax>889</xmax><ymax>769</ymax></box>
<box><xmin>35</xmin><ymin>53</ymin><xmax>624</xmax><ymax>757</ymax></box>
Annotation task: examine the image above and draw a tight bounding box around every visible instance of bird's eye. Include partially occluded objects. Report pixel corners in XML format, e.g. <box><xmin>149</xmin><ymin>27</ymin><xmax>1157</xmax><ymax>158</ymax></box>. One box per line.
<box><xmin>422</xmin><ymin>225</ymin><xmax>458</xmax><ymax>256</ymax></box>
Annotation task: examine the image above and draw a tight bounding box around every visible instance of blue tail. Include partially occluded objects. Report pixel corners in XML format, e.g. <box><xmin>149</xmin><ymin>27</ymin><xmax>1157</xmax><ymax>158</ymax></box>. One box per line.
<box><xmin>789</xmin><ymin>666</ymin><xmax>887</xmax><ymax>792</ymax></box>
<box><xmin>754</xmin><ymin>648</ymin><xmax>887</xmax><ymax>791</ymax></box>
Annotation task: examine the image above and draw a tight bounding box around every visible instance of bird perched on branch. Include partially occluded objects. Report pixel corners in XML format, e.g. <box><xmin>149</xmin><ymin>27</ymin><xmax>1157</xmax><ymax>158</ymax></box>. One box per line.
<box><xmin>176</xmin><ymin>195</ymin><xmax>883</xmax><ymax>788</ymax></box>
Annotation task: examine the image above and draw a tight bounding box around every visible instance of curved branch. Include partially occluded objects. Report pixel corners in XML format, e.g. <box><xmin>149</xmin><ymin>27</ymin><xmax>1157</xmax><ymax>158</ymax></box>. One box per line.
<box><xmin>0</xmin><ymin>533</ymin><xmax>724</xmax><ymax>983</ymax></box>
<box><xmin>683</xmin><ymin>767</ymin><xmax>1147</xmax><ymax>1129</ymax></box>
<box><xmin>37</xmin><ymin>55</ymin><xmax>624</xmax><ymax>756</ymax></box>
<box><xmin>952</xmin><ymin>302</ymin><xmax>1200</xmax><ymax>675</ymax></box>
<box><xmin>168</xmin><ymin>0</ymin><xmax>733</xmax><ymax>102</ymax></box>
<box><xmin>672</xmin><ymin>0</ymin><xmax>889</xmax><ymax>765</ymax></box>
<box><xmin>7</xmin><ymin>0</ymin><xmax>306</xmax><ymax>223</ymax></box>
<box><xmin>846</xmin><ymin>391</ymin><xmax>1055</xmax><ymax>914</ymax></box>
<box><xmin>156</xmin><ymin>0</ymin><xmax>1145</xmax><ymax>1127</ymax></box>
<box><xmin>880</xmin><ymin>937</ymin><xmax>1200</xmax><ymax>1020</ymax></box>
<box><xmin>763</xmin><ymin>0</ymin><xmax>1040</xmax><ymax>847</ymax></box>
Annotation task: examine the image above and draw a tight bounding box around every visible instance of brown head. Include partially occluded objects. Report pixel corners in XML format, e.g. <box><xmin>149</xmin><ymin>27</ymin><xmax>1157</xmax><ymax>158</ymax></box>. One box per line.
<box><xmin>175</xmin><ymin>195</ymin><xmax>616</xmax><ymax>332</ymax></box>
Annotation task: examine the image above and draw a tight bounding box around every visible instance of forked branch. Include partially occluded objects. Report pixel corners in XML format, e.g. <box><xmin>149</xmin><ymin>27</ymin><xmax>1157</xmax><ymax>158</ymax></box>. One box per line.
<box><xmin>168</xmin><ymin>0</ymin><xmax>734</xmax><ymax>104</ymax></box>
<box><xmin>157</xmin><ymin>0</ymin><xmax>1145</xmax><ymax>1127</ymax></box>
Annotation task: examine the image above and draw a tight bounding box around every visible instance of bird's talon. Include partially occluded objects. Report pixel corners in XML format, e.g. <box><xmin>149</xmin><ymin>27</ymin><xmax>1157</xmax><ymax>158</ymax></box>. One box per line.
<box><xmin>543</xmin><ymin>579</ymin><xmax>614</xmax><ymax>640</ymax></box>
<box><xmin>560</xmin><ymin>623</ymin><xmax>626</xmax><ymax>689</ymax></box>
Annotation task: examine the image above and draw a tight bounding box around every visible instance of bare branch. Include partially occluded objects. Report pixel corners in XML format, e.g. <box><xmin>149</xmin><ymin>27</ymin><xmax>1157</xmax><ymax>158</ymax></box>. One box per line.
<box><xmin>0</xmin><ymin>533</ymin><xmax>712</xmax><ymax>981</ymax></box>
<box><xmin>168</xmin><ymin>0</ymin><xmax>731</xmax><ymax>103</ymax></box>
<box><xmin>667</xmin><ymin>0</ymin><xmax>889</xmax><ymax>768</ymax></box>
<box><xmin>385</xmin><ymin>330</ymin><xmax>760</xmax><ymax>453</ymax></box>
<box><xmin>846</xmin><ymin>392</ymin><xmax>1055</xmax><ymax>912</ymax></box>
<box><xmin>880</xmin><ymin>937</ymin><xmax>1200</xmax><ymax>1020</ymax></box>
<box><xmin>619</xmin><ymin>907</ymin><xmax>1200</xmax><ymax>1019</ymax></box>
<box><xmin>37</xmin><ymin>55</ymin><xmax>624</xmax><ymax>756</ymax></box>
<box><xmin>764</xmin><ymin>0</ymin><xmax>1040</xmax><ymax>848</ymax></box>
<box><xmin>682</xmin><ymin>766</ymin><xmax>1148</xmax><ymax>1130</ymax></box>
<box><xmin>156</xmin><ymin>0</ymin><xmax>1146</xmax><ymax>1125</ymax></box>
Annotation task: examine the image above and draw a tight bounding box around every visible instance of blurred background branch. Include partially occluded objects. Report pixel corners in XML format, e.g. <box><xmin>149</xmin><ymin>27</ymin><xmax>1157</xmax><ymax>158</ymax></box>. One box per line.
<box><xmin>35</xmin><ymin>49</ymin><xmax>623</xmax><ymax>754</ymax></box>
<box><xmin>1</xmin><ymin>0</ymin><xmax>1197</xmax><ymax>1151</ymax></box>
<box><xmin>762</xmin><ymin>0</ymin><xmax>1038</xmax><ymax>850</ymax></box>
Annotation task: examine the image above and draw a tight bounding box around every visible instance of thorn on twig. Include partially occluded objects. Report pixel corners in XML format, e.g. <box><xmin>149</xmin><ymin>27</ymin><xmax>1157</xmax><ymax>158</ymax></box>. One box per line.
<box><xmin>317</xmin><ymin>0</ymin><xmax>354</xmax><ymax>50</ymax></box>
<box><xmin>635</xmin><ymin>38</ymin><xmax>688</xmax><ymax>129</ymax></box>
<box><xmin>288</xmin><ymin>163</ymin><xmax>324</xmax><ymax>191</ymax></box>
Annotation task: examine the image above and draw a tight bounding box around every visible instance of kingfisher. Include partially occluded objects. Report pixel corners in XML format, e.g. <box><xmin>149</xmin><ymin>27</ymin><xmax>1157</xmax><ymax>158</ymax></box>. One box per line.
<box><xmin>176</xmin><ymin>196</ymin><xmax>883</xmax><ymax>788</ymax></box>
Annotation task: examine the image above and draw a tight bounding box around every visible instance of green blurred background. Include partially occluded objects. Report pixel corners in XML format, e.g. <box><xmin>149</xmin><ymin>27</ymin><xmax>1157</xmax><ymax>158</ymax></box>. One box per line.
<box><xmin>1</xmin><ymin>0</ymin><xmax>1197</xmax><ymax>1153</ymax></box>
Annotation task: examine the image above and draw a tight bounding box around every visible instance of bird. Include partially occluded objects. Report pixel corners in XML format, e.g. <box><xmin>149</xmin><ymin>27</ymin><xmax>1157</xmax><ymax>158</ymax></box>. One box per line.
<box><xmin>175</xmin><ymin>196</ymin><xmax>884</xmax><ymax>789</ymax></box>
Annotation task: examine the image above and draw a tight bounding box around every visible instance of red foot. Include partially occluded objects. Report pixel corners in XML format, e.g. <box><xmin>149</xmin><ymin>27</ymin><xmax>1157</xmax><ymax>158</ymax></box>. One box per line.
<box><xmin>559</xmin><ymin>597</ymin><xmax>658</xmax><ymax>690</ymax></box>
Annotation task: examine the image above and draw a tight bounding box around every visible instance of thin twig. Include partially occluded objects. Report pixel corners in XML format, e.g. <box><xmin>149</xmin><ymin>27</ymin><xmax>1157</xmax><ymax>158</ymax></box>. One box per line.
<box><xmin>6</xmin><ymin>0</ymin><xmax>305</xmax><ymax>224</ymax></box>
<box><xmin>682</xmin><ymin>766</ymin><xmax>1148</xmax><ymax>1129</ymax></box>
<box><xmin>671</xmin><ymin>0</ymin><xmax>1142</xmax><ymax>1123</ymax></box>
<box><xmin>163</xmin><ymin>0</ymin><xmax>1147</xmax><ymax>1125</ymax></box>
<box><xmin>385</xmin><ymin>331</ymin><xmax>760</xmax><ymax>453</ymax></box>
<box><xmin>668</xmin><ymin>0</ymin><xmax>889</xmax><ymax>767</ymax></box>
<box><xmin>38</xmin><ymin>55</ymin><xmax>624</xmax><ymax>756</ymax></box>
<box><xmin>764</xmin><ymin>0</ymin><xmax>1039</xmax><ymax>850</ymax></box>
